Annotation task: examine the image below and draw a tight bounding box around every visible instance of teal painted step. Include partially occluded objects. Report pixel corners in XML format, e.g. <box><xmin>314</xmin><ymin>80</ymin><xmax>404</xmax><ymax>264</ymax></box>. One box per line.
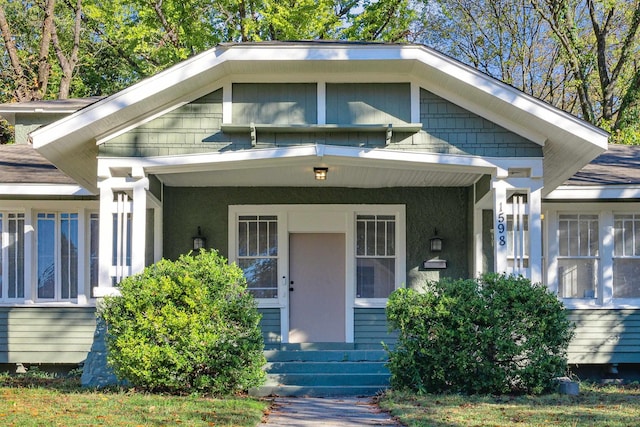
<box><xmin>264</xmin><ymin>349</ymin><xmax>388</xmax><ymax>362</ymax></box>
<box><xmin>253</xmin><ymin>385</ymin><xmax>388</xmax><ymax>397</ymax></box>
<box><xmin>250</xmin><ymin>344</ymin><xmax>391</xmax><ymax>397</ymax></box>
<box><xmin>266</xmin><ymin>361</ymin><xmax>389</xmax><ymax>374</ymax></box>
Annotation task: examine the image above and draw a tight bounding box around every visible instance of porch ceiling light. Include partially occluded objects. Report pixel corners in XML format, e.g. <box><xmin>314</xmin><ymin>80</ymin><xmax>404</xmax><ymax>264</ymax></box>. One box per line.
<box><xmin>314</xmin><ymin>167</ymin><xmax>328</xmax><ymax>181</ymax></box>
<box><xmin>430</xmin><ymin>228</ymin><xmax>443</xmax><ymax>252</ymax></box>
<box><xmin>193</xmin><ymin>226</ymin><xmax>206</xmax><ymax>250</ymax></box>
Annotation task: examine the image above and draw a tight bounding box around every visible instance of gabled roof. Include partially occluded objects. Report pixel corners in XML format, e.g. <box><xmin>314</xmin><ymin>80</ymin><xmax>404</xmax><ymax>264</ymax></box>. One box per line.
<box><xmin>26</xmin><ymin>42</ymin><xmax>608</xmax><ymax>194</ymax></box>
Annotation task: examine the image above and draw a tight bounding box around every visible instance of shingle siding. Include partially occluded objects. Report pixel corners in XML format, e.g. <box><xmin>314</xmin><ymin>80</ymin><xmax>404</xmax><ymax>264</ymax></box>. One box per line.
<box><xmin>99</xmin><ymin>85</ymin><xmax>542</xmax><ymax>158</ymax></box>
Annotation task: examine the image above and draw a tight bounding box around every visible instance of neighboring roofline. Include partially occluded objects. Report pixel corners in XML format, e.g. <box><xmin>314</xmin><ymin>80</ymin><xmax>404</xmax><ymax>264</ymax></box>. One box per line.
<box><xmin>29</xmin><ymin>42</ymin><xmax>608</xmax><ymax>194</ymax></box>
<box><xmin>0</xmin><ymin>97</ymin><xmax>104</xmax><ymax>125</ymax></box>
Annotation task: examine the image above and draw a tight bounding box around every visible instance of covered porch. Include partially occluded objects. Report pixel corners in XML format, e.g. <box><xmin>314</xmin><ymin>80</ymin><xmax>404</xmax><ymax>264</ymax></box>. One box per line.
<box><xmin>94</xmin><ymin>143</ymin><xmax>545</xmax><ymax>345</ymax></box>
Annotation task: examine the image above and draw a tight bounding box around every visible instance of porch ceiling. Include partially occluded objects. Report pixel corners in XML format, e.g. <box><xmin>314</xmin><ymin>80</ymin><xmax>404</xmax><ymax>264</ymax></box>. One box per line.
<box><xmin>155</xmin><ymin>158</ymin><xmax>482</xmax><ymax>188</ymax></box>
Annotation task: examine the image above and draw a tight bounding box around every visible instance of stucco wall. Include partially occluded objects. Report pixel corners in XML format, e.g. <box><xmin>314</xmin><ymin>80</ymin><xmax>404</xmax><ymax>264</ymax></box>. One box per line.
<box><xmin>163</xmin><ymin>186</ymin><xmax>470</xmax><ymax>289</ymax></box>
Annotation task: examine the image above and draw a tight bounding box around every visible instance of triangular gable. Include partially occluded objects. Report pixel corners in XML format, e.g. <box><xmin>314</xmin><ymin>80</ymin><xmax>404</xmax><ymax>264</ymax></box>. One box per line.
<box><xmin>30</xmin><ymin>42</ymin><xmax>608</xmax><ymax>194</ymax></box>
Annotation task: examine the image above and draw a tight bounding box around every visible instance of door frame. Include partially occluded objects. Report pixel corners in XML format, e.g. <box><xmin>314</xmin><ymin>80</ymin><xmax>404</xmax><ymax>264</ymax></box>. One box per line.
<box><xmin>229</xmin><ymin>204</ymin><xmax>406</xmax><ymax>343</ymax></box>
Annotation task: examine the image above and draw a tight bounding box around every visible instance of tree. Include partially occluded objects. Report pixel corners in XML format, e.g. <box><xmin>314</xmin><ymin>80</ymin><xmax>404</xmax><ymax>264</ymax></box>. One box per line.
<box><xmin>0</xmin><ymin>0</ymin><xmax>83</xmax><ymax>101</ymax></box>
<box><xmin>421</xmin><ymin>0</ymin><xmax>640</xmax><ymax>141</ymax></box>
<box><xmin>528</xmin><ymin>0</ymin><xmax>640</xmax><ymax>128</ymax></box>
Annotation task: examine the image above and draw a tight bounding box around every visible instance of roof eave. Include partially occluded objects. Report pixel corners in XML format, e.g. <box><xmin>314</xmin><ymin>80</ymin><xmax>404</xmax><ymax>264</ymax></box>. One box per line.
<box><xmin>30</xmin><ymin>43</ymin><xmax>608</xmax><ymax>193</ymax></box>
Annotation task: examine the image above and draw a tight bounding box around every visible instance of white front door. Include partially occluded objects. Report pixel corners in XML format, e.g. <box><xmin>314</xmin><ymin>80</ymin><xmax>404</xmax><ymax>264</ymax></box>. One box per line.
<box><xmin>288</xmin><ymin>233</ymin><xmax>345</xmax><ymax>343</ymax></box>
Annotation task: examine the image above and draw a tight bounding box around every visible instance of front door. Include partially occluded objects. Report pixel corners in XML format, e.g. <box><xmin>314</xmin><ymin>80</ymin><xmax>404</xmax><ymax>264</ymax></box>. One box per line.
<box><xmin>289</xmin><ymin>233</ymin><xmax>345</xmax><ymax>343</ymax></box>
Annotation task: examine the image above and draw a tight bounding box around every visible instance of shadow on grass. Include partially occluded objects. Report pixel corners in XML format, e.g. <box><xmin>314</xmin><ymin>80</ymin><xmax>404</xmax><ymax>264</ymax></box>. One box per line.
<box><xmin>380</xmin><ymin>384</ymin><xmax>640</xmax><ymax>427</ymax></box>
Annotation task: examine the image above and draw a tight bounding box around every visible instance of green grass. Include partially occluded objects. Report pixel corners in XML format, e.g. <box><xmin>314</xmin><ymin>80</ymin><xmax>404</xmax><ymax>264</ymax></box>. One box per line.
<box><xmin>0</xmin><ymin>374</ymin><xmax>269</xmax><ymax>426</ymax></box>
<box><xmin>379</xmin><ymin>383</ymin><xmax>640</xmax><ymax>427</ymax></box>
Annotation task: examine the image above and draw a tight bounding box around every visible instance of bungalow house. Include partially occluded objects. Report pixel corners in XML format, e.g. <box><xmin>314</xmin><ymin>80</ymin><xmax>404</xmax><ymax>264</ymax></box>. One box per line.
<box><xmin>0</xmin><ymin>42</ymin><xmax>637</xmax><ymax>392</ymax></box>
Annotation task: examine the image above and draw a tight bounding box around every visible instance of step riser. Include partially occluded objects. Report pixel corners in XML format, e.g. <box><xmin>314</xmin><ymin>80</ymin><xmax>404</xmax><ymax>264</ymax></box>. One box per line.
<box><xmin>266</xmin><ymin>361</ymin><xmax>389</xmax><ymax>374</ymax></box>
<box><xmin>250</xmin><ymin>385</ymin><xmax>389</xmax><ymax>398</ymax></box>
<box><xmin>266</xmin><ymin>373</ymin><xmax>390</xmax><ymax>387</ymax></box>
<box><xmin>265</xmin><ymin>350</ymin><xmax>387</xmax><ymax>363</ymax></box>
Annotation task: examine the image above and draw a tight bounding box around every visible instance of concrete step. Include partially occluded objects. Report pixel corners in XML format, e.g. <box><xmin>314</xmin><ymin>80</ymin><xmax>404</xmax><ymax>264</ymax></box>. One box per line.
<box><xmin>265</xmin><ymin>372</ymin><xmax>390</xmax><ymax>387</ymax></box>
<box><xmin>250</xmin><ymin>385</ymin><xmax>389</xmax><ymax>398</ymax></box>
<box><xmin>266</xmin><ymin>361</ymin><xmax>389</xmax><ymax>374</ymax></box>
<box><xmin>253</xmin><ymin>346</ymin><xmax>392</xmax><ymax>397</ymax></box>
<box><xmin>264</xmin><ymin>349</ymin><xmax>388</xmax><ymax>363</ymax></box>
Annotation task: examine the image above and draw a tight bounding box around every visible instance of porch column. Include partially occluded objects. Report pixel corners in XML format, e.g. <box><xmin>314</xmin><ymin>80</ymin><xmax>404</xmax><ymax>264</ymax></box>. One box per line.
<box><xmin>528</xmin><ymin>187</ymin><xmax>543</xmax><ymax>284</ymax></box>
<box><xmin>94</xmin><ymin>176</ymin><xmax>149</xmax><ymax>297</ymax></box>
<box><xmin>491</xmin><ymin>177</ymin><xmax>544</xmax><ymax>281</ymax></box>
<box><xmin>492</xmin><ymin>181</ymin><xmax>509</xmax><ymax>274</ymax></box>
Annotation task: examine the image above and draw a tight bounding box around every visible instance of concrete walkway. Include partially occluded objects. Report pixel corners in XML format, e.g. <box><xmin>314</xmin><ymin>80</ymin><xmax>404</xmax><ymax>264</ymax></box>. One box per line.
<box><xmin>261</xmin><ymin>396</ymin><xmax>401</xmax><ymax>426</ymax></box>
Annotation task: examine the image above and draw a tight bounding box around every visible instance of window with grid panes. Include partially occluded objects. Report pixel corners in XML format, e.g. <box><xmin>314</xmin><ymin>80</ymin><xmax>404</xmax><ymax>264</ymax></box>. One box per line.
<box><xmin>0</xmin><ymin>213</ymin><xmax>25</xmax><ymax>300</ymax></box>
<box><xmin>613</xmin><ymin>214</ymin><xmax>640</xmax><ymax>298</ymax></box>
<box><xmin>237</xmin><ymin>215</ymin><xmax>278</xmax><ymax>299</ymax></box>
<box><xmin>558</xmin><ymin>214</ymin><xmax>599</xmax><ymax>298</ymax></box>
<box><xmin>37</xmin><ymin>212</ymin><xmax>79</xmax><ymax>300</ymax></box>
<box><xmin>356</xmin><ymin>214</ymin><xmax>396</xmax><ymax>298</ymax></box>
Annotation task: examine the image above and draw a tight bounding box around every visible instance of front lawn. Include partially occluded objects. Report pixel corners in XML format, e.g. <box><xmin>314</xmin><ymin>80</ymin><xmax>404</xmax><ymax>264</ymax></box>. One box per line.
<box><xmin>379</xmin><ymin>383</ymin><xmax>640</xmax><ymax>427</ymax></box>
<box><xmin>0</xmin><ymin>374</ymin><xmax>268</xmax><ymax>426</ymax></box>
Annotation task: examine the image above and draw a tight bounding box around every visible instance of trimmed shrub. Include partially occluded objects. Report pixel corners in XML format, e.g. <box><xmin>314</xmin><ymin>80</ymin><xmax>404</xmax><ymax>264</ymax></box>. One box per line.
<box><xmin>386</xmin><ymin>274</ymin><xmax>574</xmax><ymax>395</ymax></box>
<box><xmin>99</xmin><ymin>250</ymin><xmax>266</xmax><ymax>395</ymax></box>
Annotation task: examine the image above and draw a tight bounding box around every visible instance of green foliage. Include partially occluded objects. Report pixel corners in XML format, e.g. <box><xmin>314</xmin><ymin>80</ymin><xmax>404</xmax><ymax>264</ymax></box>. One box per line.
<box><xmin>99</xmin><ymin>250</ymin><xmax>266</xmax><ymax>395</ymax></box>
<box><xmin>386</xmin><ymin>274</ymin><xmax>574</xmax><ymax>395</ymax></box>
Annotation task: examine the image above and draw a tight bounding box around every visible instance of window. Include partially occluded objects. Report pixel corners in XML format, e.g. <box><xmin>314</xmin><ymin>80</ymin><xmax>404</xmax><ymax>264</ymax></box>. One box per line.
<box><xmin>613</xmin><ymin>214</ymin><xmax>640</xmax><ymax>298</ymax></box>
<box><xmin>237</xmin><ymin>215</ymin><xmax>278</xmax><ymax>299</ymax></box>
<box><xmin>37</xmin><ymin>212</ymin><xmax>79</xmax><ymax>300</ymax></box>
<box><xmin>1</xmin><ymin>213</ymin><xmax>25</xmax><ymax>299</ymax></box>
<box><xmin>89</xmin><ymin>213</ymin><xmax>99</xmax><ymax>297</ymax></box>
<box><xmin>356</xmin><ymin>214</ymin><xmax>396</xmax><ymax>298</ymax></box>
<box><xmin>558</xmin><ymin>214</ymin><xmax>599</xmax><ymax>299</ymax></box>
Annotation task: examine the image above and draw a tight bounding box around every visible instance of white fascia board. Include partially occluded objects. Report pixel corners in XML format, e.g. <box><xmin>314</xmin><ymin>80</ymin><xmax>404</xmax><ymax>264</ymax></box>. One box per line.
<box><xmin>98</xmin><ymin>144</ymin><xmax>542</xmax><ymax>177</ymax></box>
<box><xmin>546</xmin><ymin>185</ymin><xmax>640</xmax><ymax>200</ymax></box>
<box><xmin>0</xmin><ymin>184</ymin><xmax>93</xmax><ymax>196</ymax></box>
<box><xmin>406</xmin><ymin>46</ymin><xmax>609</xmax><ymax>149</ymax></box>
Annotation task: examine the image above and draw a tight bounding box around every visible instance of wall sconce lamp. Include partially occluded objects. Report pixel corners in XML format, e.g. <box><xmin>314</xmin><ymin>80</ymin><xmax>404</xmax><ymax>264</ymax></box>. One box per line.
<box><xmin>430</xmin><ymin>228</ymin><xmax>443</xmax><ymax>252</ymax></box>
<box><xmin>314</xmin><ymin>167</ymin><xmax>328</xmax><ymax>181</ymax></box>
<box><xmin>193</xmin><ymin>226</ymin><xmax>206</xmax><ymax>250</ymax></box>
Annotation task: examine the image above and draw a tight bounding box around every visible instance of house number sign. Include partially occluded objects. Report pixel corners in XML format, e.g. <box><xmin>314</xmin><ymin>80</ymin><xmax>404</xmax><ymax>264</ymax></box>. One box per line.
<box><xmin>496</xmin><ymin>202</ymin><xmax>506</xmax><ymax>247</ymax></box>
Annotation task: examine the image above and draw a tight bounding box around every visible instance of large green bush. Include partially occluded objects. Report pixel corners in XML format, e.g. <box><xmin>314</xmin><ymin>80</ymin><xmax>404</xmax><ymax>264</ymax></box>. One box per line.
<box><xmin>386</xmin><ymin>274</ymin><xmax>574</xmax><ymax>395</ymax></box>
<box><xmin>99</xmin><ymin>250</ymin><xmax>266</xmax><ymax>395</ymax></box>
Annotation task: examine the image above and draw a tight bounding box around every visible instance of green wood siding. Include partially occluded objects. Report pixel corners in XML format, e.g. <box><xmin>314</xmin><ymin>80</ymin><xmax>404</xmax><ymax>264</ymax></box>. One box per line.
<box><xmin>354</xmin><ymin>308</ymin><xmax>397</xmax><ymax>347</ymax></box>
<box><xmin>0</xmin><ymin>307</ymin><xmax>96</xmax><ymax>364</ymax></box>
<box><xmin>326</xmin><ymin>83</ymin><xmax>411</xmax><ymax>125</ymax></box>
<box><xmin>568</xmin><ymin>309</ymin><xmax>640</xmax><ymax>364</ymax></box>
<box><xmin>410</xmin><ymin>89</ymin><xmax>542</xmax><ymax>157</ymax></box>
<box><xmin>163</xmin><ymin>186</ymin><xmax>471</xmax><ymax>288</ymax></box>
<box><xmin>99</xmin><ymin>85</ymin><xmax>543</xmax><ymax>158</ymax></box>
<box><xmin>100</xmin><ymin>90</ymin><xmax>225</xmax><ymax>157</ymax></box>
<box><xmin>232</xmin><ymin>83</ymin><xmax>316</xmax><ymax>125</ymax></box>
<box><xmin>259</xmin><ymin>308</ymin><xmax>281</xmax><ymax>344</ymax></box>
